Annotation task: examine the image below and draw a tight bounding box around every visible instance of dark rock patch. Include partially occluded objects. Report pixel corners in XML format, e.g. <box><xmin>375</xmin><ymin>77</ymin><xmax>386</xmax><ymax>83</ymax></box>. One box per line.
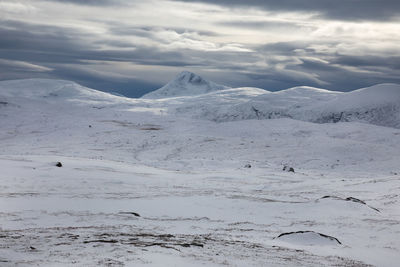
<box><xmin>276</xmin><ymin>231</ymin><xmax>342</xmax><ymax>245</ymax></box>
<box><xmin>140</xmin><ymin>127</ymin><xmax>162</xmax><ymax>131</ymax></box>
<box><xmin>244</xmin><ymin>164</ymin><xmax>252</xmax><ymax>168</ymax></box>
<box><xmin>320</xmin><ymin>196</ymin><xmax>379</xmax><ymax>212</ymax></box>
<box><xmin>84</xmin><ymin>239</ymin><xmax>118</xmax><ymax>244</ymax></box>
<box><xmin>83</xmin><ymin>232</ymin><xmax>205</xmax><ymax>251</ymax></box>
<box><xmin>119</xmin><ymin>212</ymin><xmax>140</xmax><ymax>217</ymax></box>
<box><xmin>55</xmin><ymin>162</ymin><xmax>63</xmax><ymax>167</ymax></box>
<box><xmin>283</xmin><ymin>166</ymin><xmax>295</xmax><ymax>172</ymax></box>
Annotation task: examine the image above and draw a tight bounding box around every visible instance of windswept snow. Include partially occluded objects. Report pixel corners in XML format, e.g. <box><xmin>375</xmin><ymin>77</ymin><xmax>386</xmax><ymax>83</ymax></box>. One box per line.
<box><xmin>1</xmin><ymin>76</ymin><xmax>400</xmax><ymax>266</ymax></box>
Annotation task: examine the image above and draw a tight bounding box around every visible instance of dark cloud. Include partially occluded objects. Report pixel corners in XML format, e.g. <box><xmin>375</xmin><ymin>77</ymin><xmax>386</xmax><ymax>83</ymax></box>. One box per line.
<box><xmin>50</xmin><ymin>66</ymin><xmax>161</xmax><ymax>97</ymax></box>
<box><xmin>173</xmin><ymin>0</ymin><xmax>400</xmax><ymax>21</ymax></box>
<box><xmin>108</xmin><ymin>24</ymin><xmax>221</xmax><ymax>38</ymax></box>
<box><xmin>0</xmin><ymin>19</ymin><xmax>229</xmax><ymax>96</ymax></box>
<box><xmin>223</xmin><ymin>40</ymin><xmax>400</xmax><ymax>91</ymax></box>
<box><xmin>0</xmin><ymin>20</ymin><xmax>200</xmax><ymax>67</ymax></box>
<box><xmin>42</xmin><ymin>0</ymin><xmax>126</xmax><ymax>6</ymax></box>
<box><xmin>217</xmin><ymin>20</ymin><xmax>306</xmax><ymax>31</ymax></box>
<box><xmin>332</xmin><ymin>55</ymin><xmax>400</xmax><ymax>70</ymax></box>
<box><xmin>1</xmin><ymin>8</ymin><xmax>400</xmax><ymax>97</ymax></box>
<box><xmin>290</xmin><ymin>57</ymin><xmax>400</xmax><ymax>91</ymax></box>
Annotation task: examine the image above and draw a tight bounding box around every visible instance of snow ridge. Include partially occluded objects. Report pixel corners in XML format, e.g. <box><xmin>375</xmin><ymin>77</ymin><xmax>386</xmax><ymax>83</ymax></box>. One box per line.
<box><xmin>1</xmin><ymin>75</ymin><xmax>399</xmax><ymax>128</ymax></box>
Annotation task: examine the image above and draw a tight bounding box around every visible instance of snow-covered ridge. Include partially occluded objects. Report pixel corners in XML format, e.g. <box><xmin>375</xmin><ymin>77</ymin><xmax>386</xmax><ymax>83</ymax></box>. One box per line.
<box><xmin>0</xmin><ymin>78</ymin><xmax>129</xmax><ymax>105</ymax></box>
<box><xmin>1</xmin><ymin>75</ymin><xmax>400</xmax><ymax>128</ymax></box>
<box><xmin>172</xmin><ymin>82</ymin><xmax>400</xmax><ymax>128</ymax></box>
<box><xmin>141</xmin><ymin>71</ymin><xmax>230</xmax><ymax>99</ymax></box>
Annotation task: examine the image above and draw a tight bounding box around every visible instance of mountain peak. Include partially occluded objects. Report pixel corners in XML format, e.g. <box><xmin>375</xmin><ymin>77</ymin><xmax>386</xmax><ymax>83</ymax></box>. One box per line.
<box><xmin>141</xmin><ymin>71</ymin><xmax>229</xmax><ymax>99</ymax></box>
<box><xmin>175</xmin><ymin>71</ymin><xmax>204</xmax><ymax>84</ymax></box>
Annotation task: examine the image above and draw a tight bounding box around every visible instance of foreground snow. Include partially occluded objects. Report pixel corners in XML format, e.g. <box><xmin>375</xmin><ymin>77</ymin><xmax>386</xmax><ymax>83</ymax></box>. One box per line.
<box><xmin>0</xmin><ymin>77</ymin><xmax>400</xmax><ymax>266</ymax></box>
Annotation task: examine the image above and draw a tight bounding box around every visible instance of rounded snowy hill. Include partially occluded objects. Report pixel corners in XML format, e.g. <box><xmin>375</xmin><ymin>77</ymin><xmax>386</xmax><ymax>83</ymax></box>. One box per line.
<box><xmin>141</xmin><ymin>71</ymin><xmax>230</xmax><ymax>99</ymax></box>
<box><xmin>165</xmin><ymin>79</ymin><xmax>400</xmax><ymax>128</ymax></box>
<box><xmin>0</xmin><ymin>78</ymin><xmax>130</xmax><ymax>105</ymax></box>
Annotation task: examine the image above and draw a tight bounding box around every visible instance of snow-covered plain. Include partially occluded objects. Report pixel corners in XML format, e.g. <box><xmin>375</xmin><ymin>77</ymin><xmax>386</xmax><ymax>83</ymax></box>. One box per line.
<box><xmin>0</xmin><ymin>72</ymin><xmax>400</xmax><ymax>266</ymax></box>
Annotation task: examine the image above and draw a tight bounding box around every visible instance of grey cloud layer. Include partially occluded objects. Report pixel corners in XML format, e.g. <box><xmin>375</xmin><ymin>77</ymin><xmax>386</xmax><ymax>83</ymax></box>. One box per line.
<box><xmin>45</xmin><ymin>0</ymin><xmax>400</xmax><ymax>21</ymax></box>
<box><xmin>0</xmin><ymin>0</ymin><xmax>399</xmax><ymax>97</ymax></box>
<box><xmin>174</xmin><ymin>0</ymin><xmax>400</xmax><ymax>21</ymax></box>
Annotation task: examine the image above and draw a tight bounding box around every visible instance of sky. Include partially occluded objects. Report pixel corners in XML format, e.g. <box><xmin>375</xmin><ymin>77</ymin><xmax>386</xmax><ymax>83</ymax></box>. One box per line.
<box><xmin>0</xmin><ymin>0</ymin><xmax>399</xmax><ymax>97</ymax></box>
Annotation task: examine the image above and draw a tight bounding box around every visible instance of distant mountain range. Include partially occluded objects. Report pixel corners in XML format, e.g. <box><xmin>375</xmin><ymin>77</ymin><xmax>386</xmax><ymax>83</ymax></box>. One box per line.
<box><xmin>1</xmin><ymin>71</ymin><xmax>399</xmax><ymax>128</ymax></box>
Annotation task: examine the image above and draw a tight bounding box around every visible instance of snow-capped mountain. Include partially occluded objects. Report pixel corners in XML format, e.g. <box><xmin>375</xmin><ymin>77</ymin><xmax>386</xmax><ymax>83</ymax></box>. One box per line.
<box><xmin>141</xmin><ymin>71</ymin><xmax>230</xmax><ymax>99</ymax></box>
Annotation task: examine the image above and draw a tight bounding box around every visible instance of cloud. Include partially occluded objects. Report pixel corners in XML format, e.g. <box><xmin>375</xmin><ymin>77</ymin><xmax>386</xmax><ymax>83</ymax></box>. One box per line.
<box><xmin>48</xmin><ymin>64</ymin><xmax>161</xmax><ymax>97</ymax></box>
<box><xmin>0</xmin><ymin>1</ymin><xmax>37</xmax><ymax>14</ymax></box>
<box><xmin>0</xmin><ymin>1</ymin><xmax>399</xmax><ymax>96</ymax></box>
<box><xmin>41</xmin><ymin>0</ymin><xmax>126</xmax><ymax>6</ymax></box>
<box><xmin>172</xmin><ymin>0</ymin><xmax>400</xmax><ymax>21</ymax></box>
<box><xmin>0</xmin><ymin>59</ymin><xmax>52</xmax><ymax>72</ymax></box>
<box><xmin>217</xmin><ymin>20</ymin><xmax>308</xmax><ymax>31</ymax></box>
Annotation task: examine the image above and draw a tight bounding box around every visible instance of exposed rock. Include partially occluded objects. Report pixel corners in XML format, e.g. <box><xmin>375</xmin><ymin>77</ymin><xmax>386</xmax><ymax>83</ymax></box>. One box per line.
<box><xmin>119</xmin><ymin>212</ymin><xmax>140</xmax><ymax>217</ymax></box>
<box><xmin>55</xmin><ymin>162</ymin><xmax>63</xmax><ymax>167</ymax></box>
<box><xmin>276</xmin><ymin>231</ymin><xmax>342</xmax><ymax>245</ymax></box>
<box><xmin>283</xmin><ymin>166</ymin><xmax>295</xmax><ymax>172</ymax></box>
<box><xmin>319</xmin><ymin>195</ymin><xmax>380</xmax><ymax>212</ymax></box>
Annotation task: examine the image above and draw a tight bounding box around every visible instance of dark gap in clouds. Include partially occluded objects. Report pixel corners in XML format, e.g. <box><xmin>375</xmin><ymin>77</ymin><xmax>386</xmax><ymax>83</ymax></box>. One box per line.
<box><xmin>173</xmin><ymin>0</ymin><xmax>400</xmax><ymax>21</ymax></box>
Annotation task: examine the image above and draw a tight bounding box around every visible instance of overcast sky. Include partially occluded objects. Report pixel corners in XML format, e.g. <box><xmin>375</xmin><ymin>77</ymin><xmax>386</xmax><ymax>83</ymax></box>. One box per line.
<box><xmin>1</xmin><ymin>0</ymin><xmax>399</xmax><ymax>97</ymax></box>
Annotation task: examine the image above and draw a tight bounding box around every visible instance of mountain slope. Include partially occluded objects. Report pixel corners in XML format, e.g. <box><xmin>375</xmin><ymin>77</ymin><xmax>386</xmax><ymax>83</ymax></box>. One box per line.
<box><xmin>141</xmin><ymin>71</ymin><xmax>230</xmax><ymax>99</ymax></box>
<box><xmin>0</xmin><ymin>78</ymin><xmax>129</xmax><ymax>105</ymax></box>
<box><xmin>169</xmin><ymin>82</ymin><xmax>400</xmax><ymax>128</ymax></box>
